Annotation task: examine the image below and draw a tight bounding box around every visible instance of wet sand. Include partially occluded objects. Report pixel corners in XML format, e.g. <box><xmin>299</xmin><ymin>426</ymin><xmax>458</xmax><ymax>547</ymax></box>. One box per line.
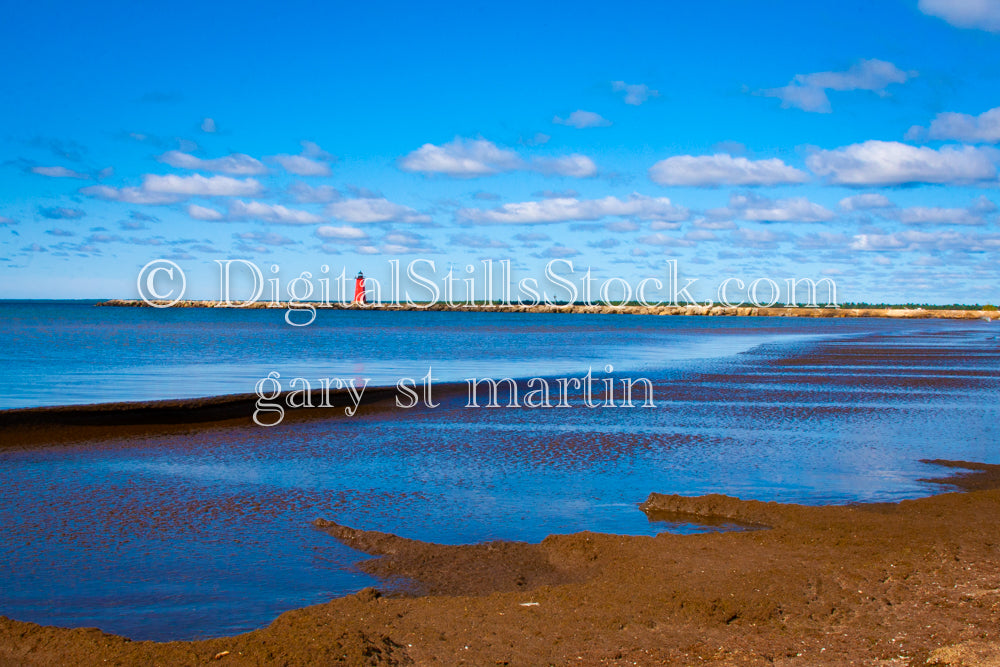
<box><xmin>2</xmin><ymin>330</ymin><xmax>1000</xmax><ymax>664</ymax></box>
<box><xmin>1</xmin><ymin>461</ymin><xmax>999</xmax><ymax>665</ymax></box>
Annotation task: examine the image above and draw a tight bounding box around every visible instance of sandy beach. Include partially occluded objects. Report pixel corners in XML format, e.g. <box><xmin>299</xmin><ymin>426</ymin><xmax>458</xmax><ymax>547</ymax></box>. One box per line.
<box><xmin>2</xmin><ymin>461</ymin><xmax>999</xmax><ymax>665</ymax></box>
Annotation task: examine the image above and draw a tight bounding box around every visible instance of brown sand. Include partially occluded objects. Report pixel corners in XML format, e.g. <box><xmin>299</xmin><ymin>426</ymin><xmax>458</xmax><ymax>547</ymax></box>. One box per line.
<box><xmin>1</xmin><ymin>460</ymin><xmax>999</xmax><ymax>666</ymax></box>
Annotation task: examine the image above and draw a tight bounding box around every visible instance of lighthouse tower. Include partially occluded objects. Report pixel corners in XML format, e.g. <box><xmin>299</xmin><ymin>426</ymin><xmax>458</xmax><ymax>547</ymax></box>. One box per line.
<box><xmin>353</xmin><ymin>270</ymin><xmax>367</xmax><ymax>304</ymax></box>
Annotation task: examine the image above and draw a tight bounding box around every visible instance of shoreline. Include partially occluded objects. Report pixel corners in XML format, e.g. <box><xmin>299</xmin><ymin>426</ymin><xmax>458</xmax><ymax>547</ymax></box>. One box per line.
<box><xmin>3</xmin><ymin>328</ymin><xmax>999</xmax><ymax>664</ymax></box>
<box><xmin>97</xmin><ymin>298</ymin><xmax>1000</xmax><ymax>320</ymax></box>
<box><xmin>2</xmin><ymin>459</ymin><xmax>999</xmax><ymax>665</ymax></box>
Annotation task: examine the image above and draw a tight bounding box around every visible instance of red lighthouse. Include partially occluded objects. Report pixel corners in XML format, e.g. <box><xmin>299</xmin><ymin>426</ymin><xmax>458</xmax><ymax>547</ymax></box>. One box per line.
<box><xmin>353</xmin><ymin>270</ymin><xmax>367</xmax><ymax>304</ymax></box>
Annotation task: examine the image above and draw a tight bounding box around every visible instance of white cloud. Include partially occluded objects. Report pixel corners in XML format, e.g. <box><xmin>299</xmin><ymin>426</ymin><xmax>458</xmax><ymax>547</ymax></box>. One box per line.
<box><xmin>553</xmin><ymin>110</ymin><xmax>611</xmax><ymax>128</ymax></box>
<box><xmin>710</xmin><ymin>192</ymin><xmax>834</xmax><ymax>223</ymax></box>
<box><xmin>326</xmin><ymin>198</ymin><xmax>431</xmax><ymax>223</ymax></box>
<box><xmin>458</xmin><ymin>193</ymin><xmax>689</xmax><ymax>225</ymax></box>
<box><xmin>228</xmin><ymin>200</ymin><xmax>323</xmax><ymax>224</ymax></box>
<box><xmin>186</xmin><ymin>201</ymin><xmax>321</xmax><ymax>224</ymax></box>
<box><xmin>85</xmin><ymin>174</ymin><xmax>262</xmax><ymax>204</ymax></box>
<box><xmin>648</xmin><ymin>153</ymin><xmax>808</xmax><ymax>186</ymax></box>
<box><xmin>638</xmin><ymin>232</ymin><xmax>692</xmax><ymax>247</ymax></box>
<box><xmin>271</xmin><ymin>141</ymin><xmax>334</xmax><ymax>176</ymax></box>
<box><xmin>806</xmin><ymin>141</ymin><xmax>997</xmax><ymax>185</ymax></box>
<box><xmin>764</xmin><ymin>84</ymin><xmax>833</xmax><ymax>113</ymax></box>
<box><xmin>731</xmin><ymin>228</ymin><xmax>790</xmax><ymax>247</ymax></box>
<box><xmin>911</xmin><ymin>106</ymin><xmax>1000</xmax><ymax>143</ymax></box>
<box><xmin>531</xmin><ymin>154</ymin><xmax>598</xmax><ymax>178</ymax></box>
<box><xmin>32</xmin><ymin>166</ymin><xmax>90</xmax><ymax>179</ymax></box>
<box><xmin>762</xmin><ymin>59</ymin><xmax>916</xmax><ymax>113</ymax></box>
<box><xmin>840</xmin><ymin>193</ymin><xmax>894</xmax><ymax>210</ymax></box>
<box><xmin>794</xmin><ymin>232</ymin><xmax>852</xmax><ymax>250</ymax></box>
<box><xmin>272</xmin><ymin>155</ymin><xmax>330</xmax><ymax>176</ymax></box>
<box><xmin>158</xmin><ymin>151</ymin><xmax>267</xmax><ymax>175</ymax></box>
<box><xmin>919</xmin><ymin>0</ymin><xmax>1000</xmax><ymax>32</ymax></box>
<box><xmin>684</xmin><ymin>229</ymin><xmax>718</xmax><ymax>242</ymax></box>
<box><xmin>606</xmin><ymin>220</ymin><xmax>639</xmax><ymax>232</ymax></box>
<box><xmin>399</xmin><ymin>138</ymin><xmax>522</xmax><ymax>177</ymax></box>
<box><xmin>892</xmin><ymin>206</ymin><xmax>985</xmax><ymax>226</ymax></box>
<box><xmin>650</xmin><ymin>220</ymin><xmax>682</xmax><ymax>231</ymax></box>
<box><xmin>288</xmin><ymin>183</ymin><xmax>340</xmax><ymax>203</ymax></box>
<box><xmin>81</xmin><ymin>184</ymin><xmax>181</xmax><ymax>205</ymax></box>
<box><xmin>611</xmin><ymin>81</ymin><xmax>659</xmax><ymax>105</ymax></box>
<box><xmin>201</xmin><ymin>118</ymin><xmax>217</xmax><ymax>133</ymax></box>
<box><xmin>538</xmin><ymin>245</ymin><xmax>580</xmax><ymax>258</ymax></box>
<box><xmin>147</xmin><ymin>174</ymin><xmax>263</xmax><ymax>197</ymax></box>
<box><xmin>398</xmin><ymin>137</ymin><xmax>597</xmax><ymax>178</ymax></box>
<box><xmin>316</xmin><ymin>225</ymin><xmax>368</xmax><ymax>240</ymax></box>
<box><xmin>187</xmin><ymin>204</ymin><xmax>225</xmax><ymax>221</ymax></box>
<box><xmin>851</xmin><ymin>229</ymin><xmax>1000</xmax><ymax>251</ymax></box>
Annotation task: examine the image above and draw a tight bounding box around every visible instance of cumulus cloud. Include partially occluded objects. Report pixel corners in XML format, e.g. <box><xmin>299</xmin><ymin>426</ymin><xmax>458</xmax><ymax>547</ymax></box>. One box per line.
<box><xmin>316</xmin><ymin>225</ymin><xmax>368</xmax><ymax>240</ymax></box>
<box><xmin>891</xmin><ymin>206</ymin><xmax>985</xmax><ymax>226</ymax></box>
<box><xmin>38</xmin><ymin>206</ymin><xmax>85</xmax><ymax>219</ymax></box>
<box><xmin>553</xmin><ymin>110</ymin><xmax>611</xmax><ymax>128</ymax></box>
<box><xmin>449</xmin><ymin>233</ymin><xmax>509</xmax><ymax>249</ymax></box>
<box><xmin>288</xmin><ymin>183</ymin><xmax>341</xmax><ymax>204</ymax></box>
<box><xmin>731</xmin><ymin>227</ymin><xmax>791</xmax><ymax>248</ymax></box>
<box><xmin>794</xmin><ymin>232</ymin><xmax>852</xmax><ymax>250</ymax></box>
<box><xmin>227</xmin><ymin>200</ymin><xmax>323</xmax><ymax>224</ymax></box>
<box><xmin>187</xmin><ymin>201</ymin><xmax>322</xmax><ymax>224</ymax></box>
<box><xmin>709</xmin><ymin>192</ymin><xmax>834</xmax><ymax>223</ymax></box>
<box><xmin>187</xmin><ymin>204</ymin><xmax>225</xmax><ymax>221</ymax></box>
<box><xmin>271</xmin><ymin>141</ymin><xmax>334</xmax><ymax>176</ymax></box>
<box><xmin>806</xmin><ymin>141</ymin><xmax>997</xmax><ymax>185</ymax></box>
<box><xmin>840</xmin><ymin>193</ymin><xmax>894</xmax><ymax>210</ymax></box>
<box><xmin>400</xmin><ymin>138</ymin><xmax>521</xmax><ymax>176</ymax></box>
<box><xmin>326</xmin><ymin>197</ymin><xmax>431</xmax><ymax>224</ymax></box>
<box><xmin>639</xmin><ymin>232</ymin><xmax>694</xmax><ymax>248</ymax></box>
<box><xmin>875</xmin><ymin>198</ymin><xmax>994</xmax><ymax>226</ymax></box>
<box><xmin>851</xmin><ymin>229</ymin><xmax>1000</xmax><ymax>252</ymax></box>
<box><xmin>612</xmin><ymin>81</ymin><xmax>659</xmax><ymax>105</ymax></box>
<box><xmin>83</xmin><ymin>174</ymin><xmax>263</xmax><ymax>204</ymax></box>
<box><xmin>147</xmin><ymin>174</ymin><xmax>263</xmax><ymax>196</ymax></box>
<box><xmin>762</xmin><ymin>59</ymin><xmax>916</xmax><ymax>113</ymax></box>
<box><xmin>531</xmin><ymin>154</ymin><xmax>598</xmax><ymax>178</ymax></box>
<box><xmin>909</xmin><ymin>106</ymin><xmax>1000</xmax><ymax>143</ymax></box>
<box><xmin>31</xmin><ymin>166</ymin><xmax>90</xmax><ymax>179</ymax></box>
<box><xmin>919</xmin><ymin>0</ymin><xmax>1000</xmax><ymax>32</ymax></box>
<box><xmin>648</xmin><ymin>153</ymin><xmax>808</xmax><ymax>186</ymax></box>
<box><xmin>588</xmin><ymin>238</ymin><xmax>621</xmax><ymax>249</ymax></box>
<box><xmin>81</xmin><ymin>185</ymin><xmax>180</xmax><ymax>205</ymax></box>
<box><xmin>457</xmin><ymin>193</ymin><xmax>689</xmax><ymax>225</ymax></box>
<box><xmin>158</xmin><ymin>151</ymin><xmax>267</xmax><ymax>175</ymax></box>
<box><xmin>537</xmin><ymin>245</ymin><xmax>580</xmax><ymax>258</ymax></box>
<box><xmin>399</xmin><ymin>137</ymin><xmax>597</xmax><ymax>178</ymax></box>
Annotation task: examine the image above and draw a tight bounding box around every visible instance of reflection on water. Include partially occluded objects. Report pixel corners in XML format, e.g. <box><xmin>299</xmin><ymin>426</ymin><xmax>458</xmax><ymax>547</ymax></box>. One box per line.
<box><xmin>0</xmin><ymin>304</ymin><xmax>998</xmax><ymax>641</ymax></box>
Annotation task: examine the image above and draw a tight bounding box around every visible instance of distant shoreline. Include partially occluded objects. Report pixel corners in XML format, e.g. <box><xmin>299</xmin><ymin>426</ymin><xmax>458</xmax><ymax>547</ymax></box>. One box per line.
<box><xmin>97</xmin><ymin>298</ymin><xmax>1000</xmax><ymax>320</ymax></box>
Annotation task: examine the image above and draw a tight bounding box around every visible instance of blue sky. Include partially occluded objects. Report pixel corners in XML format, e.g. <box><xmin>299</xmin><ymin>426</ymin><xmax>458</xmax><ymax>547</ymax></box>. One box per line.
<box><xmin>2</xmin><ymin>0</ymin><xmax>1000</xmax><ymax>304</ymax></box>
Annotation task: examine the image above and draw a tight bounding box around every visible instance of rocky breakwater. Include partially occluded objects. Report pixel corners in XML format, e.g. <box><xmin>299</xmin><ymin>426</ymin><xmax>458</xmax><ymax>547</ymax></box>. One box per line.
<box><xmin>97</xmin><ymin>299</ymin><xmax>1000</xmax><ymax>320</ymax></box>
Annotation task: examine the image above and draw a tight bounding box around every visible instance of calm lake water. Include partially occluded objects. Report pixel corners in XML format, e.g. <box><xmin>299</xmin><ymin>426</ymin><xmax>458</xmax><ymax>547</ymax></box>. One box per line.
<box><xmin>0</xmin><ymin>302</ymin><xmax>998</xmax><ymax>640</ymax></box>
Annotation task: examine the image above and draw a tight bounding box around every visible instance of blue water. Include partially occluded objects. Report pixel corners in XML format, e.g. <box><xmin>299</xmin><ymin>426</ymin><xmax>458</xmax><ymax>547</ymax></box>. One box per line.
<box><xmin>0</xmin><ymin>302</ymin><xmax>998</xmax><ymax>641</ymax></box>
<box><xmin>2</xmin><ymin>300</ymin><xmax>855</xmax><ymax>408</ymax></box>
